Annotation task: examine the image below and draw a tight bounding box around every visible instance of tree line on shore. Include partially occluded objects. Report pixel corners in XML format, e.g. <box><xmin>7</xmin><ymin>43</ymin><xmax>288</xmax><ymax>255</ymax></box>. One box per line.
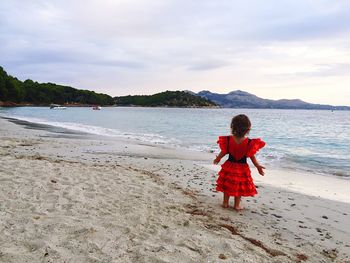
<box><xmin>0</xmin><ymin>66</ymin><xmax>217</xmax><ymax>108</ymax></box>
<box><xmin>0</xmin><ymin>66</ymin><xmax>114</xmax><ymax>105</ymax></box>
<box><xmin>114</xmin><ymin>91</ymin><xmax>217</xmax><ymax>107</ymax></box>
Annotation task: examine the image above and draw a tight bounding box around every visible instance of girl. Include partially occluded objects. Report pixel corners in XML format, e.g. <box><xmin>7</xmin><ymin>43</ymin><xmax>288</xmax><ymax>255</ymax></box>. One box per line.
<box><xmin>213</xmin><ymin>114</ymin><xmax>265</xmax><ymax>210</ymax></box>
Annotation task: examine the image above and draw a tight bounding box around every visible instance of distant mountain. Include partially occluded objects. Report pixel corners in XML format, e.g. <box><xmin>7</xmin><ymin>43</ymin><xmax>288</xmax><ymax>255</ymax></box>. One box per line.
<box><xmin>195</xmin><ymin>90</ymin><xmax>350</xmax><ymax>110</ymax></box>
<box><xmin>114</xmin><ymin>91</ymin><xmax>217</xmax><ymax>107</ymax></box>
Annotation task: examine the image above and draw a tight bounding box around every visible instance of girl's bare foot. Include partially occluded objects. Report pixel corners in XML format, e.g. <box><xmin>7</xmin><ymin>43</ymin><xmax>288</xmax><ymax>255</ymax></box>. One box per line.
<box><xmin>234</xmin><ymin>196</ymin><xmax>242</xmax><ymax>211</ymax></box>
<box><xmin>221</xmin><ymin>203</ymin><xmax>229</xmax><ymax>208</ymax></box>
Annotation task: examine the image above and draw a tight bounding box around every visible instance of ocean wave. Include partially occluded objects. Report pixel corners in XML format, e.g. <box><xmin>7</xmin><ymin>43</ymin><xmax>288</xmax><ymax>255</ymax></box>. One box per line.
<box><xmin>271</xmin><ymin>153</ymin><xmax>350</xmax><ymax>178</ymax></box>
<box><xmin>3</xmin><ymin>113</ymin><xmax>349</xmax><ymax>179</ymax></box>
<box><xmin>5</xmin><ymin>115</ymin><xmax>182</xmax><ymax>146</ymax></box>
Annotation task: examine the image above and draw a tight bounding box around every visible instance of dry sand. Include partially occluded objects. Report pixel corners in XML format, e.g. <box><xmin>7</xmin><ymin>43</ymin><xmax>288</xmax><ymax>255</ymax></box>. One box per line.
<box><xmin>0</xmin><ymin>117</ymin><xmax>349</xmax><ymax>263</ymax></box>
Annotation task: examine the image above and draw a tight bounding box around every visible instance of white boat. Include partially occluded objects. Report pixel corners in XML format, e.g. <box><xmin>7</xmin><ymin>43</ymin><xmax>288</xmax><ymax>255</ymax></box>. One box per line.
<box><xmin>50</xmin><ymin>104</ymin><xmax>67</xmax><ymax>110</ymax></box>
<box><xmin>92</xmin><ymin>106</ymin><xmax>101</xmax><ymax>110</ymax></box>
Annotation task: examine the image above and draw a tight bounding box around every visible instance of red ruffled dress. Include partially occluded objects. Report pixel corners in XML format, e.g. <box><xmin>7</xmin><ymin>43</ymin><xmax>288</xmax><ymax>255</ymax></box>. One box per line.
<box><xmin>216</xmin><ymin>136</ymin><xmax>265</xmax><ymax>196</ymax></box>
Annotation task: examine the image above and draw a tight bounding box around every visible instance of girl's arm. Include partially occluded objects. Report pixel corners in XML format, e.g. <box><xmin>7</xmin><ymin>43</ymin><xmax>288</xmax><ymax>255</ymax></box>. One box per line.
<box><xmin>213</xmin><ymin>151</ymin><xmax>226</xmax><ymax>165</ymax></box>
<box><xmin>250</xmin><ymin>155</ymin><xmax>265</xmax><ymax>176</ymax></box>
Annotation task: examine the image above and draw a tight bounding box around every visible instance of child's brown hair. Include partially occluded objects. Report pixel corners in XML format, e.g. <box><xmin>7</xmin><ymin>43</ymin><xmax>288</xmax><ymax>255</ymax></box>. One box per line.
<box><xmin>230</xmin><ymin>114</ymin><xmax>251</xmax><ymax>137</ymax></box>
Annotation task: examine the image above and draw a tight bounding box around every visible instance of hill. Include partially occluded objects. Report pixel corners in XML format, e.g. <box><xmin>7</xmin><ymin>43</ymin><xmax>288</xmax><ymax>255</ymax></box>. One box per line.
<box><xmin>114</xmin><ymin>91</ymin><xmax>217</xmax><ymax>107</ymax></box>
<box><xmin>0</xmin><ymin>66</ymin><xmax>114</xmax><ymax>106</ymax></box>
<box><xmin>196</xmin><ymin>90</ymin><xmax>350</xmax><ymax>110</ymax></box>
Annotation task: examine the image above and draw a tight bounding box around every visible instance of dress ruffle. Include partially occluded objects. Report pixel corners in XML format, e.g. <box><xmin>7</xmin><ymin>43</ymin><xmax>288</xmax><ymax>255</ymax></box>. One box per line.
<box><xmin>246</xmin><ymin>138</ymin><xmax>265</xmax><ymax>157</ymax></box>
<box><xmin>216</xmin><ymin>162</ymin><xmax>257</xmax><ymax>196</ymax></box>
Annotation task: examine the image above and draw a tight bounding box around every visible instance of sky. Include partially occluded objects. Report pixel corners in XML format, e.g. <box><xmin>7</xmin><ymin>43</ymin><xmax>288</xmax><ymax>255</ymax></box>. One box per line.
<box><xmin>1</xmin><ymin>0</ymin><xmax>350</xmax><ymax>105</ymax></box>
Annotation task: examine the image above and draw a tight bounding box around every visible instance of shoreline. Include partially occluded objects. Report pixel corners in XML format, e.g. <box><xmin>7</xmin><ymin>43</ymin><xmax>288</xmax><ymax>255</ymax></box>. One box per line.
<box><xmin>0</xmin><ymin>116</ymin><xmax>349</xmax><ymax>262</ymax></box>
<box><xmin>2</xmin><ymin>103</ymin><xmax>350</xmax><ymax>110</ymax></box>
<box><xmin>0</xmin><ymin>102</ymin><xmax>115</xmax><ymax>107</ymax></box>
<box><xmin>2</xmin><ymin>114</ymin><xmax>350</xmax><ymax>202</ymax></box>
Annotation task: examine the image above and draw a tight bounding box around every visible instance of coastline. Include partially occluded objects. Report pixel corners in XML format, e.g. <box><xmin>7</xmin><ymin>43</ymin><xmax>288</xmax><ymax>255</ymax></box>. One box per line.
<box><xmin>0</xmin><ymin>102</ymin><xmax>115</xmax><ymax>107</ymax></box>
<box><xmin>0</xmin><ymin>117</ymin><xmax>349</xmax><ymax>262</ymax></box>
<box><xmin>1</xmin><ymin>103</ymin><xmax>350</xmax><ymax>110</ymax></box>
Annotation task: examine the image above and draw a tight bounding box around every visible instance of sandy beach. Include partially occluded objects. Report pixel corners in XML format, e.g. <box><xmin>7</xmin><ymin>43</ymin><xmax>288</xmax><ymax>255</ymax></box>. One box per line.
<box><xmin>0</xmin><ymin>117</ymin><xmax>349</xmax><ymax>263</ymax></box>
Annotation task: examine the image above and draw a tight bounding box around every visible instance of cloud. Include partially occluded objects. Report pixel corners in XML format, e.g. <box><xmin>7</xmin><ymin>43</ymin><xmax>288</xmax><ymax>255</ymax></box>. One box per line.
<box><xmin>0</xmin><ymin>0</ymin><xmax>350</xmax><ymax>105</ymax></box>
<box><xmin>287</xmin><ymin>63</ymin><xmax>350</xmax><ymax>77</ymax></box>
<box><xmin>187</xmin><ymin>59</ymin><xmax>230</xmax><ymax>71</ymax></box>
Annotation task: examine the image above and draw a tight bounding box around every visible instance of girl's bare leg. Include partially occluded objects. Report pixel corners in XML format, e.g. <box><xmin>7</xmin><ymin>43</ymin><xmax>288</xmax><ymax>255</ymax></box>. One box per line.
<box><xmin>222</xmin><ymin>193</ymin><xmax>230</xmax><ymax>208</ymax></box>
<box><xmin>234</xmin><ymin>196</ymin><xmax>244</xmax><ymax>210</ymax></box>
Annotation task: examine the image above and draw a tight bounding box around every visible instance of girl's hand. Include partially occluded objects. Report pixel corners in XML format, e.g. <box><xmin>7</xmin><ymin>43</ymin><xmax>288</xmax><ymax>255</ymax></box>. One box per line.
<box><xmin>256</xmin><ymin>165</ymin><xmax>265</xmax><ymax>176</ymax></box>
<box><xmin>213</xmin><ymin>156</ymin><xmax>221</xmax><ymax>165</ymax></box>
<box><xmin>213</xmin><ymin>151</ymin><xmax>226</xmax><ymax>165</ymax></box>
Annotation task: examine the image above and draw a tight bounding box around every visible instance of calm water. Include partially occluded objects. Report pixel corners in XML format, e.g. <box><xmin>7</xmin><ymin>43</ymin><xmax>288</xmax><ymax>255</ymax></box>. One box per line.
<box><xmin>1</xmin><ymin>107</ymin><xmax>349</xmax><ymax>178</ymax></box>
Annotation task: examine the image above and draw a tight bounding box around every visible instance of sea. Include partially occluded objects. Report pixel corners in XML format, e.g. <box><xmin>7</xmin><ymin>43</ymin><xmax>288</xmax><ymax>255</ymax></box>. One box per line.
<box><xmin>1</xmin><ymin>106</ymin><xmax>349</xmax><ymax>178</ymax></box>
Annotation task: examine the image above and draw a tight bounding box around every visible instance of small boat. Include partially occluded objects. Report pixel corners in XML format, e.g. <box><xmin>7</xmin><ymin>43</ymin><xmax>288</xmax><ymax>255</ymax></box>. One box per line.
<box><xmin>50</xmin><ymin>104</ymin><xmax>67</xmax><ymax>110</ymax></box>
<box><xmin>92</xmin><ymin>106</ymin><xmax>102</xmax><ymax>110</ymax></box>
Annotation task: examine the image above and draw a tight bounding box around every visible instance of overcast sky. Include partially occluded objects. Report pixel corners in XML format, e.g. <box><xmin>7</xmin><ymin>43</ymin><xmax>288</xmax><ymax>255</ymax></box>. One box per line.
<box><xmin>1</xmin><ymin>0</ymin><xmax>350</xmax><ymax>105</ymax></box>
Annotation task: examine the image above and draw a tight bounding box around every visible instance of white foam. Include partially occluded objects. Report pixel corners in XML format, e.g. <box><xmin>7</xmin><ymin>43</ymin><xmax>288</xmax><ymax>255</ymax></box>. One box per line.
<box><xmin>7</xmin><ymin>115</ymin><xmax>181</xmax><ymax>146</ymax></box>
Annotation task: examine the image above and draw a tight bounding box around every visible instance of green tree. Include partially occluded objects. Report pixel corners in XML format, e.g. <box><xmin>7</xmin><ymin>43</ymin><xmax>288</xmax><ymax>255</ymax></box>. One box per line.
<box><xmin>0</xmin><ymin>67</ymin><xmax>8</xmax><ymax>100</ymax></box>
<box><xmin>0</xmin><ymin>66</ymin><xmax>115</xmax><ymax>105</ymax></box>
<box><xmin>114</xmin><ymin>91</ymin><xmax>217</xmax><ymax>107</ymax></box>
